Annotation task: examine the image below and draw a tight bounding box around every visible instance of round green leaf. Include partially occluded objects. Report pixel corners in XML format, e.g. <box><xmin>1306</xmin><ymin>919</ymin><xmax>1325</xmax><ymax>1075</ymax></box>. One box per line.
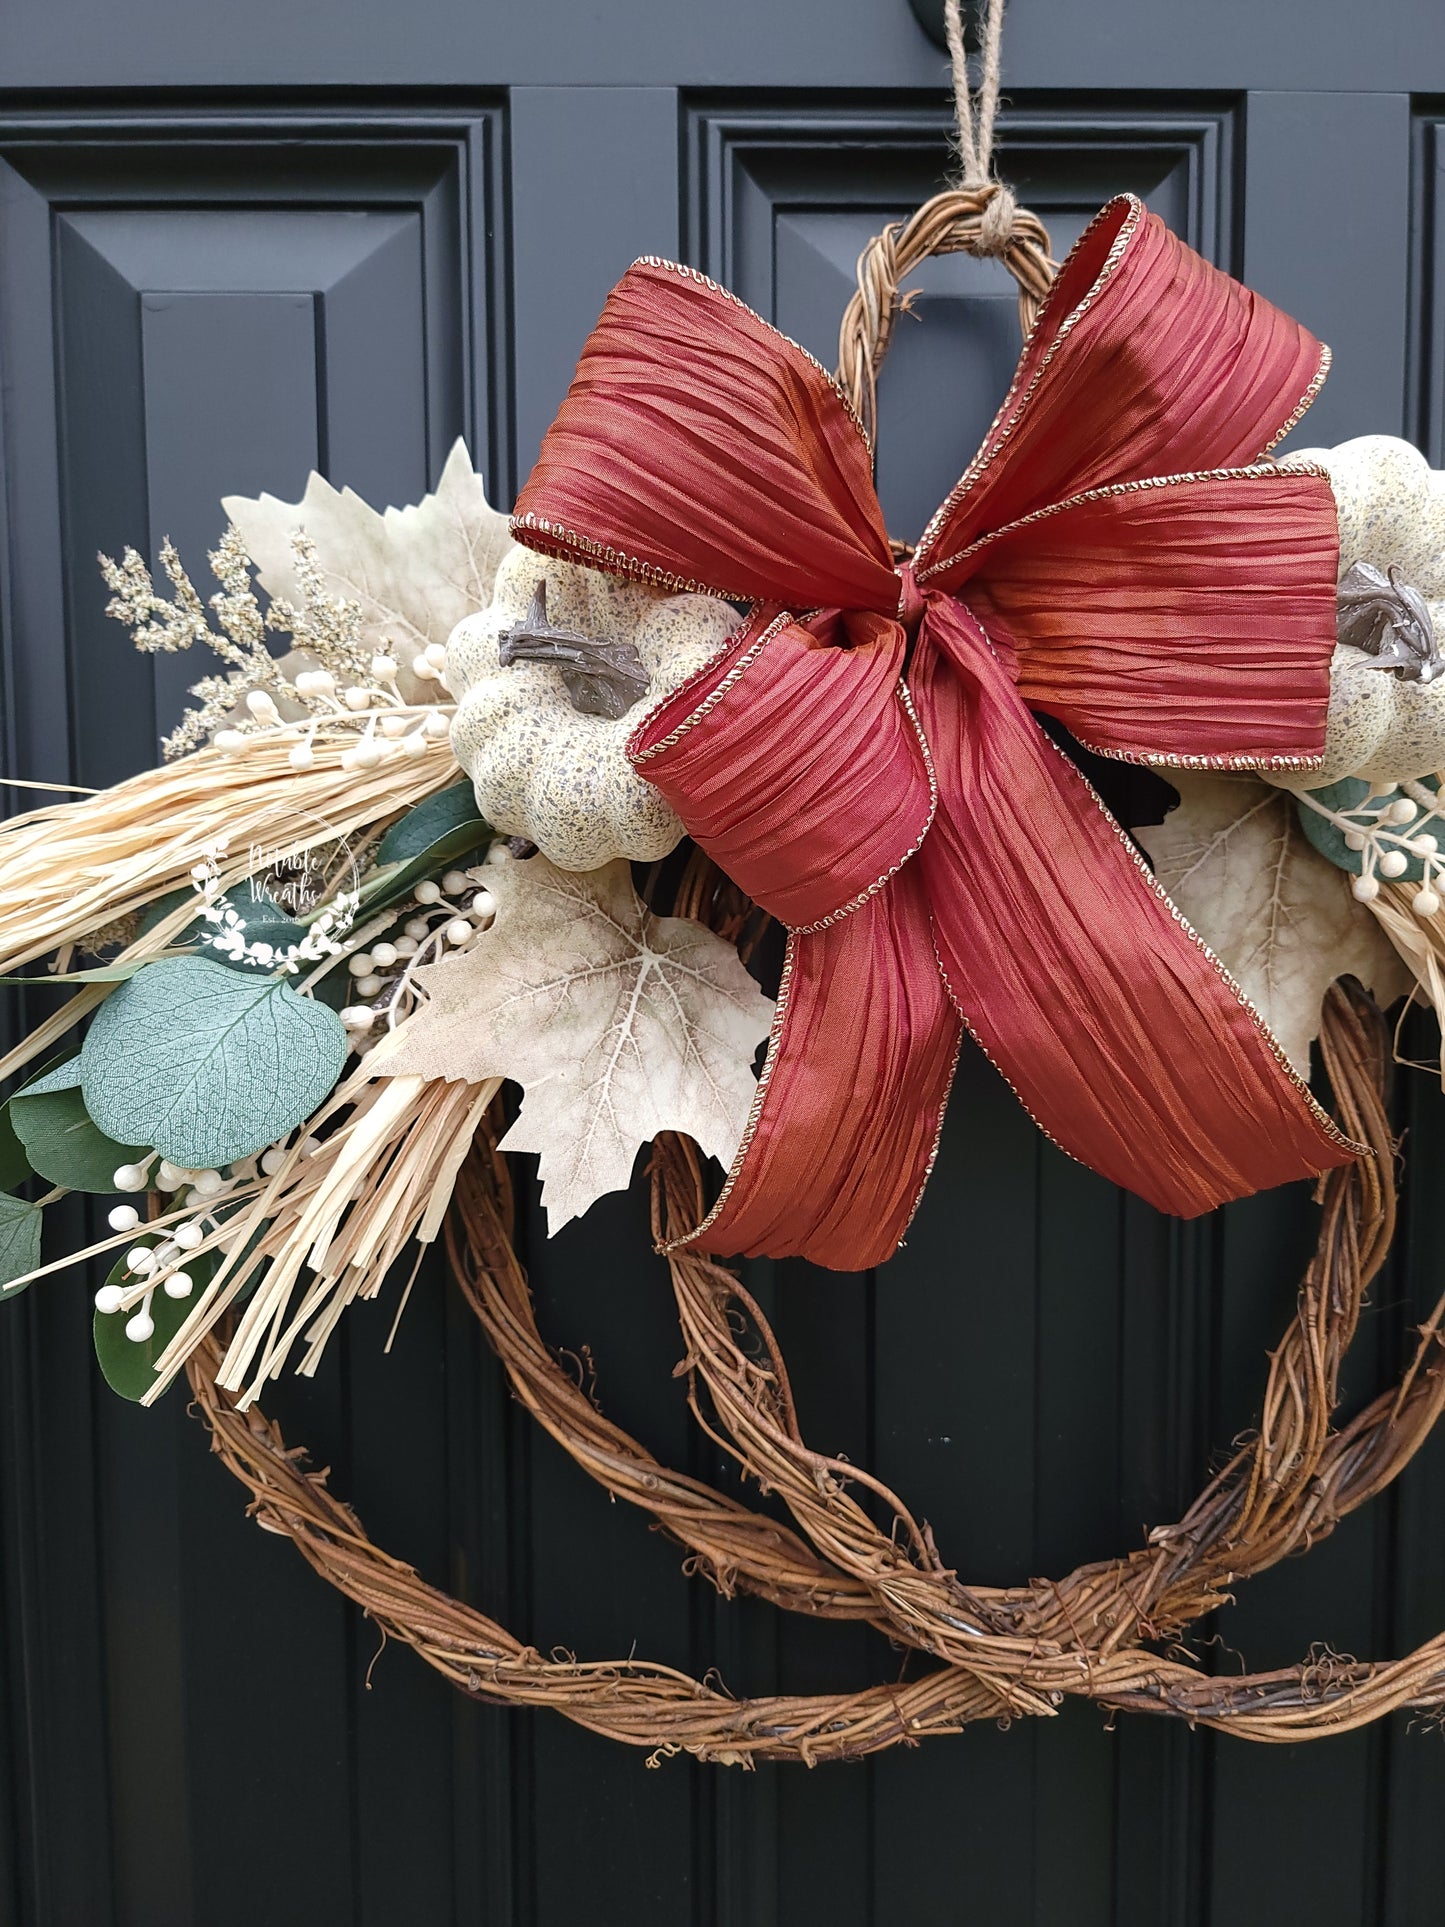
<box><xmin>0</xmin><ymin>1106</ymin><xmax>30</xmax><ymax>1193</ymax></box>
<box><xmin>80</xmin><ymin>955</ymin><xmax>347</xmax><ymax>1170</ymax></box>
<box><xmin>93</xmin><ymin>1246</ymin><xmax>217</xmax><ymax>1400</ymax></box>
<box><xmin>16</xmin><ymin>1054</ymin><xmax>83</xmax><ymax>1096</ymax></box>
<box><xmin>0</xmin><ymin>1192</ymin><xmax>42</xmax><ymax>1297</ymax></box>
<box><xmin>10</xmin><ymin>1084</ymin><xmax>148</xmax><ymax>1192</ymax></box>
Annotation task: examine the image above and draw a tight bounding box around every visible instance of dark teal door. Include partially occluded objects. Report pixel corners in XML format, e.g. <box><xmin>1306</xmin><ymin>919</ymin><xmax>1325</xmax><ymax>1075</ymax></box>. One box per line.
<box><xmin>2</xmin><ymin>4</ymin><xmax>1444</xmax><ymax>1922</ymax></box>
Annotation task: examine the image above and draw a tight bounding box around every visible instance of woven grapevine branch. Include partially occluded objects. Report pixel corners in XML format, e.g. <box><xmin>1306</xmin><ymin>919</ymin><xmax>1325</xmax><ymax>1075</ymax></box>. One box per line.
<box><xmin>185</xmin><ymin>873</ymin><xmax>1445</xmax><ymax>1759</ymax></box>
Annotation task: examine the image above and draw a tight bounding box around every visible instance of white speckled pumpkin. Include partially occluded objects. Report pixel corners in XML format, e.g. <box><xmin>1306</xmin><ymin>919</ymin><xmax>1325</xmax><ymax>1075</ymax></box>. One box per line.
<box><xmin>1266</xmin><ymin>436</ymin><xmax>1445</xmax><ymax>788</ymax></box>
<box><xmin>446</xmin><ymin>547</ymin><xmax>736</xmax><ymax>870</ymax></box>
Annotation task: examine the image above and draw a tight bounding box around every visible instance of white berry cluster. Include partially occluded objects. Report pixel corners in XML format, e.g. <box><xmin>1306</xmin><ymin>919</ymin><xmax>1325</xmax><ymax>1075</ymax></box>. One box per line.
<box><xmin>338</xmin><ymin>852</ymin><xmax>504</xmax><ymax>1046</ymax></box>
<box><xmin>1297</xmin><ymin>779</ymin><xmax>1445</xmax><ymax>913</ymax></box>
<box><xmin>96</xmin><ymin>1156</ymin><xmax>237</xmax><ymax>1342</ymax></box>
<box><xmin>94</xmin><ymin>1133</ymin><xmax>328</xmax><ymax>1345</ymax></box>
<box><xmin>213</xmin><ymin>649</ymin><xmax>453</xmax><ymax>770</ymax></box>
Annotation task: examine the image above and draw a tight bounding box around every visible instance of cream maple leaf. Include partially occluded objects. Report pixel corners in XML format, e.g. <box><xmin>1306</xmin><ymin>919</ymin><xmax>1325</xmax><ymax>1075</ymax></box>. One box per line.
<box><xmin>370</xmin><ymin>856</ymin><xmax>774</xmax><ymax>1231</ymax></box>
<box><xmin>1136</xmin><ymin>773</ymin><xmax>1409</xmax><ymax>1076</ymax></box>
<box><xmin>223</xmin><ymin>438</ymin><xmax>514</xmax><ymax>683</ymax></box>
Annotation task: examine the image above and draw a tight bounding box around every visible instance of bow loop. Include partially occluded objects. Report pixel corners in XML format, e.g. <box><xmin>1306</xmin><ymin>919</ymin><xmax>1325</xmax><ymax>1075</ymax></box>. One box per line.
<box><xmin>957</xmin><ymin>464</ymin><xmax>1340</xmax><ymax>766</ymax></box>
<box><xmin>631</xmin><ymin>608</ymin><xmax>934</xmax><ymax>931</ymax></box>
<box><xmin>914</xmin><ymin>197</ymin><xmax>1331</xmax><ymax>588</ymax></box>
<box><xmin>513</xmin><ymin>259</ymin><xmax>897</xmax><ymax>617</ymax></box>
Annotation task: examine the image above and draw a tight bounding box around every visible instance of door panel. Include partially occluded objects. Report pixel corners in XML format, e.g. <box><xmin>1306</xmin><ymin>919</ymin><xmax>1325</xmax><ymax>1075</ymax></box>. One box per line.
<box><xmin>690</xmin><ymin>99</ymin><xmax>1234</xmax><ymax>538</ymax></box>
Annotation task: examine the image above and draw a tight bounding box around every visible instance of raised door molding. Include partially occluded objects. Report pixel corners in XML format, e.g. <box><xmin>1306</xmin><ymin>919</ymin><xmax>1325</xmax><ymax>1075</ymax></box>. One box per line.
<box><xmin>1412</xmin><ymin>106</ymin><xmax>1445</xmax><ymax>462</ymax></box>
<box><xmin>685</xmin><ymin>98</ymin><xmax>1234</xmax><ymax>540</ymax></box>
<box><xmin>0</xmin><ymin>106</ymin><xmax>506</xmax><ymax>786</ymax></box>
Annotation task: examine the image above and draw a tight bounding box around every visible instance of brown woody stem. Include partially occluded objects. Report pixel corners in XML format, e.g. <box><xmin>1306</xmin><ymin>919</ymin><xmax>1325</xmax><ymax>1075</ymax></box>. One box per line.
<box><xmin>497</xmin><ymin>580</ymin><xmax>650</xmax><ymax>719</ymax></box>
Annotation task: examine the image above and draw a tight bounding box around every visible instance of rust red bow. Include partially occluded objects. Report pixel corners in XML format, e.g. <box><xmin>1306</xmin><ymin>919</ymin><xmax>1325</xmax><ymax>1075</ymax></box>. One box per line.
<box><xmin>512</xmin><ymin>194</ymin><xmax>1359</xmax><ymax>1270</ymax></box>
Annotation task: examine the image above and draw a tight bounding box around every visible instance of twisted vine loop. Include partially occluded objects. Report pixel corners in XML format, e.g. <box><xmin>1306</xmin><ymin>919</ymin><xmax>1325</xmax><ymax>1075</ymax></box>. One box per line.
<box><xmin>837</xmin><ymin>185</ymin><xmax>1056</xmax><ymax>448</ymax></box>
<box><xmin>836</xmin><ymin>0</ymin><xmax>1056</xmax><ymax>447</ymax></box>
<box><xmin>185</xmin><ymin>870</ymin><xmax>1445</xmax><ymax>1758</ymax></box>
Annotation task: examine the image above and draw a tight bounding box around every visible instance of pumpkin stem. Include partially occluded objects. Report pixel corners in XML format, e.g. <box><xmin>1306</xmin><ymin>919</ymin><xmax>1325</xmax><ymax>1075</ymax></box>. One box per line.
<box><xmin>497</xmin><ymin>581</ymin><xmax>651</xmax><ymax>719</ymax></box>
<box><xmin>1338</xmin><ymin>560</ymin><xmax>1444</xmax><ymax>683</ymax></box>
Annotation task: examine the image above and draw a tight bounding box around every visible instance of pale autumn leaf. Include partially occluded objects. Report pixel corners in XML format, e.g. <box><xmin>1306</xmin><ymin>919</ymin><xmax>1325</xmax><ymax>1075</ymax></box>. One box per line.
<box><xmin>222</xmin><ymin>438</ymin><xmax>514</xmax><ymax>672</ymax></box>
<box><xmin>1136</xmin><ymin>773</ymin><xmax>1410</xmax><ymax>1076</ymax></box>
<box><xmin>370</xmin><ymin>856</ymin><xmax>774</xmax><ymax>1231</ymax></box>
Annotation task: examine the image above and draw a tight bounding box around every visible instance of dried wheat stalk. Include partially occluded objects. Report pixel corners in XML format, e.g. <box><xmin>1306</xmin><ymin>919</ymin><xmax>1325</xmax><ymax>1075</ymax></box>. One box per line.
<box><xmin>0</xmin><ymin>729</ymin><xmax>458</xmax><ymax>975</ymax></box>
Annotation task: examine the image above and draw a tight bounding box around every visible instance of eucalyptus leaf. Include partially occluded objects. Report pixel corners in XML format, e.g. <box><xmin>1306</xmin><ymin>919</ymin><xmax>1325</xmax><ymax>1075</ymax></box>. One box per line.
<box><xmin>0</xmin><ymin>1049</ymin><xmax>83</xmax><ymax>1190</ymax></box>
<box><xmin>0</xmin><ymin>1192</ymin><xmax>43</xmax><ymax>1297</ymax></box>
<box><xmin>10</xmin><ymin>1084</ymin><xmax>148</xmax><ymax>1193</ymax></box>
<box><xmin>0</xmin><ymin>1107</ymin><xmax>29</xmax><ymax>1193</ymax></box>
<box><xmin>358</xmin><ymin>783</ymin><xmax>490</xmax><ymax>912</ymax></box>
<box><xmin>93</xmin><ymin>1247</ymin><xmax>217</xmax><ymax>1400</ymax></box>
<box><xmin>15</xmin><ymin>1055</ymin><xmax>83</xmax><ymax>1096</ymax></box>
<box><xmin>80</xmin><ymin>955</ymin><xmax>347</xmax><ymax>1170</ymax></box>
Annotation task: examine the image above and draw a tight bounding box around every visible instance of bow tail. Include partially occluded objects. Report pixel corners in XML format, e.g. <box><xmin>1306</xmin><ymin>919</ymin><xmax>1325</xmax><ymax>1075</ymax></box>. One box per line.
<box><xmin>666</xmin><ymin>865</ymin><xmax>962</xmax><ymax>1268</ymax></box>
<box><xmin>911</xmin><ymin>597</ymin><xmax>1360</xmax><ymax>1216</ymax></box>
<box><xmin>630</xmin><ymin>608</ymin><xmax>961</xmax><ymax>1269</ymax></box>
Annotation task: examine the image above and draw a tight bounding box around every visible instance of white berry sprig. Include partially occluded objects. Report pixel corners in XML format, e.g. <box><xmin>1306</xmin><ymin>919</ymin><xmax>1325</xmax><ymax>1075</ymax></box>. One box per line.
<box><xmin>96</xmin><ymin>1157</ymin><xmax>255</xmax><ymax>1340</ymax></box>
<box><xmin>93</xmin><ymin>1138</ymin><xmax>321</xmax><ymax>1345</ymax></box>
<box><xmin>1294</xmin><ymin>776</ymin><xmax>1445</xmax><ymax>913</ymax></box>
<box><xmin>336</xmin><ymin>851</ymin><xmax>505</xmax><ymax>1047</ymax></box>
<box><xmin>213</xmin><ymin>651</ymin><xmax>454</xmax><ymax>770</ymax></box>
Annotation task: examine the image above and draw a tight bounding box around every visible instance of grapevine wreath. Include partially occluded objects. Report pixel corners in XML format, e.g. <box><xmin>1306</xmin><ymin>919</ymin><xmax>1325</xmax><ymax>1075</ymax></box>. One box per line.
<box><xmin>7</xmin><ymin>0</ymin><xmax>1445</xmax><ymax>1762</ymax></box>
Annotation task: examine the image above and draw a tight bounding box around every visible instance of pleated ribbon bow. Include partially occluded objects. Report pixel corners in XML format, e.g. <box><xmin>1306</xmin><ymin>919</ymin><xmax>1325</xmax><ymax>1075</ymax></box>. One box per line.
<box><xmin>512</xmin><ymin>194</ymin><xmax>1359</xmax><ymax>1271</ymax></box>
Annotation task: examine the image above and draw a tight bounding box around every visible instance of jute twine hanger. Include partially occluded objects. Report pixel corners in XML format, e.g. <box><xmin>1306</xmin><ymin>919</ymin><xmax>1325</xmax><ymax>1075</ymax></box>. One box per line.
<box><xmin>836</xmin><ymin>0</ymin><xmax>1057</xmax><ymax>448</ymax></box>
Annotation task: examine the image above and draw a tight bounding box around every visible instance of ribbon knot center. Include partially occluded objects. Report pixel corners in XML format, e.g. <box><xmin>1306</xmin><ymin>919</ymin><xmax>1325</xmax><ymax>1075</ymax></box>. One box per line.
<box><xmin>896</xmin><ymin>562</ymin><xmax>927</xmax><ymax>640</ymax></box>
